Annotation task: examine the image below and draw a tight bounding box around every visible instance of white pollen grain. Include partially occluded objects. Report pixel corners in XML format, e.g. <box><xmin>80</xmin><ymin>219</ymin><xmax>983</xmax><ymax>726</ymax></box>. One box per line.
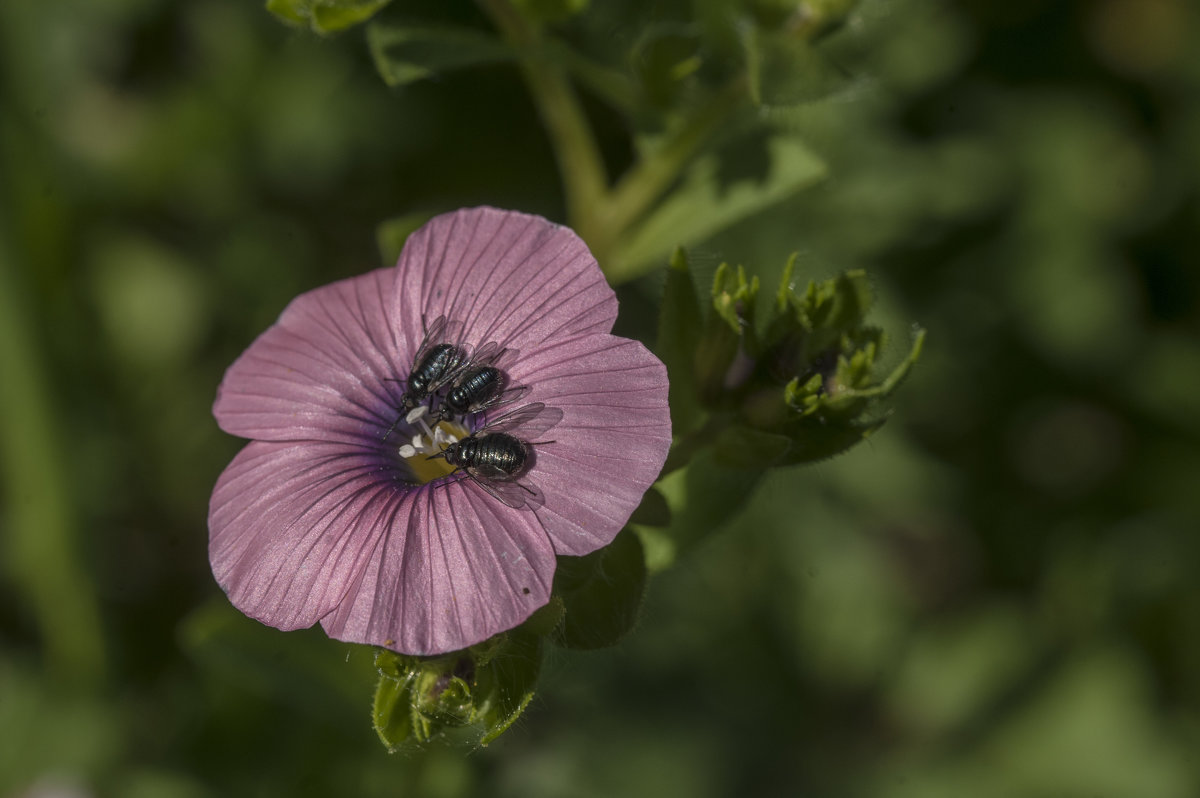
<box><xmin>406</xmin><ymin>405</ymin><xmax>428</xmax><ymax>423</ymax></box>
<box><xmin>398</xmin><ymin>444</ymin><xmax>416</xmax><ymax>458</ymax></box>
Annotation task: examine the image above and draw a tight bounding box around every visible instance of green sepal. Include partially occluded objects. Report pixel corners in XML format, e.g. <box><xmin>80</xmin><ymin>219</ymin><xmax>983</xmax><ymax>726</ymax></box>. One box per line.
<box><xmin>695</xmin><ymin>262</ymin><xmax>759</xmax><ymax>406</ymax></box>
<box><xmin>783</xmin><ymin>325</ymin><xmax>925</xmax><ymax>423</ymax></box>
<box><xmin>266</xmin><ymin>0</ymin><xmax>391</xmax><ymax>33</ymax></box>
<box><xmin>369</xmin><ymin>628</ymin><xmax>546</xmax><ymax>748</ymax></box>
<box><xmin>712</xmin><ymin>262</ymin><xmax>760</xmax><ymax>335</ymax></box>
<box><xmin>474</xmin><ymin>632</ymin><xmax>542</xmax><ymax>745</ymax></box>
<box><xmin>367</xmin><ymin>23</ymin><xmax>513</xmax><ymax>88</ymax></box>
<box><xmin>552</xmin><ymin>529</ymin><xmax>647</xmax><ymax>650</ymax></box>
<box><xmin>372</xmin><ymin>665</ymin><xmax>413</xmax><ymax>750</ymax></box>
<box><xmin>656</xmin><ymin>248</ymin><xmax>706</xmax><ymax>436</ymax></box>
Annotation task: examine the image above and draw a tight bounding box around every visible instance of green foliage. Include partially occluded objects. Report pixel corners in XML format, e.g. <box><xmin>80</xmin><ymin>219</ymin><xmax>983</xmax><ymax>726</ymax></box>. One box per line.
<box><xmin>655</xmin><ymin>248</ymin><xmax>706</xmax><ymax>436</ymax></box>
<box><xmin>656</xmin><ymin>248</ymin><xmax>924</xmax><ymax>484</ymax></box>
<box><xmin>372</xmin><ymin>631</ymin><xmax>543</xmax><ymax>748</ymax></box>
<box><xmin>268</xmin><ymin>0</ymin><xmax>392</xmax><ymax>33</ymax></box>
<box><xmin>510</xmin><ymin>0</ymin><xmax>589</xmax><ymax>24</ymax></box>
<box><xmin>608</xmin><ymin>135</ymin><xmax>827</xmax><ymax>281</ymax></box>
<box><xmin>551</xmin><ymin>529</ymin><xmax>648</xmax><ymax>650</ymax></box>
<box><xmin>6</xmin><ymin>0</ymin><xmax>1200</xmax><ymax>793</ymax></box>
<box><xmin>367</xmin><ymin>23</ymin><xmax>513</xmax><ymax>87</ymax></box>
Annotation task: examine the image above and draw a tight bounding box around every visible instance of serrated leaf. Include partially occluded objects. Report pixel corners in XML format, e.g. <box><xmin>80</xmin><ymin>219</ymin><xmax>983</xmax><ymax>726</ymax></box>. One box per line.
<box><xmin>743</xmin><ymin>24</ymin><xmax>851</xmax><ymax>107</ymax></box>
<box><xmin>367</xmin><ymin>23</ymin><xmax>512</xmax><ymax>87</ymax></box>
<box><xmin>779</xmin><ymin>416</ymin><xmax>883</xmax><ymax>464</ymax></box>
<box><xmin>712</xmin><ymin>424</ymin><xmax>791</xmax><ymax>469</ymax></box>
<box><xmin>611</xmin><ymin>135</ymin><xmax>827</xmax><ymax>280</ymax></box>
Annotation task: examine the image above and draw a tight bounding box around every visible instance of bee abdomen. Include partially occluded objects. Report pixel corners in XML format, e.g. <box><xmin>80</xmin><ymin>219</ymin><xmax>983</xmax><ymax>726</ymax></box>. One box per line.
<box><xmin>409</xmin><ymin>343</ymin><xmax>464</xmax><ymax>395</ymax></box>
<box><xmin>446</xmin><ymin>366</ymin><xmax>504</xmax><ymax>415</ymax></box>
<box><xmin>445</xmin><ymin>433</ymin><xmax>528</xmax><ymax>478</ymax></box>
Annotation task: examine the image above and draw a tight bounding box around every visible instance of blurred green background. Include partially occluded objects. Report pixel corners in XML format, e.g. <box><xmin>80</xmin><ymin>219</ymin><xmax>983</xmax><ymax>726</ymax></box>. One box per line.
<box><xmin>2</xmin><ymin>0</ymin><xmax>1199</xmax><ymax>796</ymax></box>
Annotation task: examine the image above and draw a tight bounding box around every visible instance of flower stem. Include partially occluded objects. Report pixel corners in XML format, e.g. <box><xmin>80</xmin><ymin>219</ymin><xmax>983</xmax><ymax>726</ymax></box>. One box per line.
<box><xmin>478</xmin><ymin>0</ymin><xmax>608</xmax><ymax>242</ymax></box>
<box><xmin>594</xmin><ymin>76</ymin><xmax>748</xmax><ymax>279</ymax></box>
<box><xmin>480</xmin><ymin>0</ymin><xmax>749</xmax><ymax>282</ymax></box>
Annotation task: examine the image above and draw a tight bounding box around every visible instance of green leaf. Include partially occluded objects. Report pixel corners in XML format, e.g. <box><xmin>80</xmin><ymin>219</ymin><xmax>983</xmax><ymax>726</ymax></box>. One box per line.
<box><xmin>778</xmin><ymin>416</ymin><xmax>884</xmax><ymax>465</ymax></box>
<box><xmin>266</xmin><ymin>0</ymin><xmax>392</xmax><ymax>33</ymax></box>
<box><xmin>628</xmin><ymin>486</ymin><xmax>671</xmax><ymax>527</ymax></box>
<box><xmin>660</xmin><ymin>445</ymin><xmax>768</xmax><ymax>553</ymax></box>
<box><xmin>743</xmin><ymin>23</ymin><xmax>851</xmax><ymax>107</ymax></box>
<box><xmin>656</xmin><ymin>248</ymin><xmax>706</xmax><ymax>436</ymax></box>
<box><xmin>631</xmin><ymin>26</ymin><xmax>704</xmax><ymax>110</ymax></box>
<box><xmin>552</xmin><ymin>529</ymin><xmax>647</xmax><ymax>650</ymax></box>
<box><xmin>712</xmin><ymin>424</ymin><xmax>791</xmax><ymax>469</ymax></box>
<box><xmin>367</xmin><ymin>23</ymin><xmax>513</xmax><ymax>88</ymax></box>
<box><xmin>511</xmin><ymin>0</ymin><xmax>590</xmax><ymax>24</ymax></box>
<box><xmin>611</xmin><ymin>134</ymin><xmax>827</xmax><ymax>279</ymax></box>
<box><xmin>265</xmin><ymin>0</ymin><xmax>309</xmax><ymax>26</ymax></box>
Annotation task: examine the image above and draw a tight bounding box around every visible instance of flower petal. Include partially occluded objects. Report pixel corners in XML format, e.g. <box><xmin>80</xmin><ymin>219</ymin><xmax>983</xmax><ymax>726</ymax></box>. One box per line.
<box><xmin>213</xmin><ymin>267</ymin><xmax>408</xmax><ymax>444</ymax></box>
<box><xmin>209</xmin><ymin>439</ymin><xmax>407</xmax><ymax>630</ymax></box>
<box><xmin>320</xmin><ymin>478</ymin><xmax>556</xmax><ymax>655</ymax></box>
<box><xmin>510</xmin><ymin>334</ymin><xmax>671</xmax><ymax>556</ymax></box>
<box><xmin>393</xmin><ymin>207</ymin><xmax>618</xmax><ymax>358</ymax></box>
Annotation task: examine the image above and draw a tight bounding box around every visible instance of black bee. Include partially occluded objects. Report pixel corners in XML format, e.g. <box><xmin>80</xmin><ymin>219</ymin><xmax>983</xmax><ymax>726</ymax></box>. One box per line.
<box><xmin>382</xmin><ymin>316</ymin><xmax>499</xmax><ymax>441</ymax></box>
<box><xmin>400</xmin><ymin>316</ymin><xmax>469</xmax><ymax>410</ymax></box>
<box><xmin>436</xmin><ymin>351</ymin><xmax>530</xmax><ymax>422</ymax></box>
<box><xmin>431</xmin><ymin>403</ymin><xmax>563</xmax><ymax>509</ymax></box>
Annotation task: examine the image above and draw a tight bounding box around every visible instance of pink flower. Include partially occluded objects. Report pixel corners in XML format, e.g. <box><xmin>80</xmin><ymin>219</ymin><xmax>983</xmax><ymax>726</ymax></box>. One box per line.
<box><xmin>208</xmin><ymin>207</ymin><xmax>671</xmax><ymax>655</ymax></box>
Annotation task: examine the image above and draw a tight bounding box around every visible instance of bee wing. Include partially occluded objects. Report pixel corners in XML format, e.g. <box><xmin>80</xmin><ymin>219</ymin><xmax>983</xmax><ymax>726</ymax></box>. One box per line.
<box><xmin>466</xmin><ymin>340</ymin><xmax>503</xmax><ymax>368</ymax></box>
<box><xmin>467</xmin><ymin>471</ymin><xmax>545</xmax><ymax>511</ymax></box>
<box><xmin>484</xmin><ymin>383</ymin><xmax>531</xmax><ymax>413</ymax></box>
<box><xmin>410</xmin><ymin>315</ymin><xmax>474</xmax><ymax>393</ymax></box>
<box><xmin>488</xmin><ymin>346</ymin><xmax>520</xmax><ymax>371</ymax></box>
<box><xmin>412</xmin><ymin>315</ymin><xmax>450</xmax><ymax>364</ymax></box>
<box><xmin>477</xmin><ymin>402</ymin><xmax>564</xmax><ymax>439</ymax></box>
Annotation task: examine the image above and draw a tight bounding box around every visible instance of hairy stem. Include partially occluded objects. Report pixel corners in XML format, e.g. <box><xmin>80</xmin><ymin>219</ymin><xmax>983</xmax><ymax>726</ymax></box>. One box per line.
<box><xmin>595</xmin><ymin>76</ymin><xmax>748</xmax><ymax>280</ymax></box>
<box><xmin>478</xmin><ymin>0</ymin><xmax>608</xmax><ymax>242</ymax></box>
